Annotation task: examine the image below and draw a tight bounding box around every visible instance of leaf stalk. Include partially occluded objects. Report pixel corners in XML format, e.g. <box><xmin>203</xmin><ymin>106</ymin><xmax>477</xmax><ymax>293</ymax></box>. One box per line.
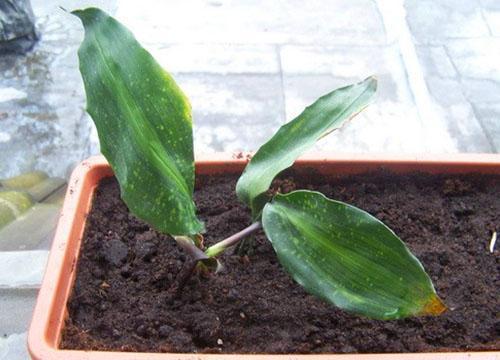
<box><xmin>174</xmin><ymin>235</ymin><xmax>208</xmax><ymax>261</ymax></box>
<box><xmin>205</xmin><ymin>222</ymin><xmax>262</xmax><ymax>257</ymax></box>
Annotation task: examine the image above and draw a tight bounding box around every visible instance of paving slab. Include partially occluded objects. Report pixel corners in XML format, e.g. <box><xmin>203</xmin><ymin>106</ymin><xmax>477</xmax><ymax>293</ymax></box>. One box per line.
<box><xmin>415</xmin><ymin>46</ymin><xmax>458</xmax><ymax>78</ymax></box>
<box><xmin>26</xmin><ymin>178</ymin><xmax>65</xmax><ymax>202</ymax></box>
<box><xmin>404</xmin><ymin>0</ymin><xmax>491</xmax><ymax>44</ymax></box>
<box><xmin>279</xmin><ymin>44</ymin><xmax>460</xmax><ymax>153</ymax></box>
<box><xmin>280</xmin><ymin>45</ymin><xmax>400</xmax><ymax>77</ymax></box>
<box><xmin>480</xmin><ymin>0</ymin><xmax>500</xmax><ymax>10</ymax></box>
<box><xmin>149</xmin><ymin>44</ymin><xmax>279</xmax><ymax>74</ymax></box>
<box><xmin>282</xmin><ymin>74</ymin><xmax>431</xmax><ymax>153</ymax></box>
<box><xmin>482</xmin><ymin>9</ymin><xmax>500</xmax><ymax>35</ymax></box>
<box><xmin>0</xmin><ymin>251</ymin><xmax>48</xmax><ymax>288</ymax></box>
<box><xmin>0</xmin><ymin>332</ymin><xmax>29</xmax><ymax>360</ymax></box>
<box><xmin>461</xmin><ymin>79</ymin><xmax>500</xmax><ymax>104</ymax></box>
<box><xmin>42</xmin><ymin>185</ymin><xmax>66</xmax><ymax>205</ymax></box>
<box><xmin>471</xmin><ymin>103</ymin><xmax>500</xmax><ymax>151</ymax></box>
<box><xmin>413</xmin><ymin>37</ymin><xmax>500</xmax><ymax>153</ymax></box>
<box><xmin>174</xmin><ymin>73</ymin><xmax>285</xmax><ymax>153</ymax></box>
<box><xmin>116</xmin><ymin>0</ymin><xmax>387</xmax><ymax>46</ymax></box>
<box><xmin>445</xmin><ymin>38</ymin><xmax>500</xmax><ymax>81</ymax></box>
<box><xmin>280</xmin><ymin>44</ymin><xmax>416</xmax><ymax>103</ymax></box>
<box><xmin>0</xmin><ymin>289</ymin><xmax>38</xmax><ymax>335</ymax></box>
<box><xmin>424</xmin><ymin>77</ymin><xmax>494</xmax><ymax>152</ymax></box>
<box><xmin>0</xmin><ymin>205</ymin><xmax>59</xmax><ymax>251</ymax></box>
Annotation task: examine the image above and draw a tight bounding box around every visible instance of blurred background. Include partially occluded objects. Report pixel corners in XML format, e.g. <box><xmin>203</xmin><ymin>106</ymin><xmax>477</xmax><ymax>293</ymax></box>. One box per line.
<box><xmin>0</xmin><ymin>0</ymin><xmax>499</xmax><ymax>358</ymax></box>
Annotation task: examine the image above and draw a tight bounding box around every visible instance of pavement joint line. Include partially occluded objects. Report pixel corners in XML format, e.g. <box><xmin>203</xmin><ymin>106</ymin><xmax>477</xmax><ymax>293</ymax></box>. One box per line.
<box><xmin>470</xmin><ymin>103</ymin><xmax>498</xmax><ymax>153</ymax></box>
<box><xmin>442</xmin><ymin>44</ymin><xmax>498</xmax><ymax>153</ymax></box>
<box><xmin>275</xmin><ymin>45</ymin><xmax>288</xmax><ymax>123</ymax></box>
<box><xmin>376</xmin><ymin>0</ymin><xmax>457</xmax><ymax>152</ymax></box>
<box><xmin>479</xmin><ymin>7</ymin><xmax>494</xmax><ymax>36</ymax></box>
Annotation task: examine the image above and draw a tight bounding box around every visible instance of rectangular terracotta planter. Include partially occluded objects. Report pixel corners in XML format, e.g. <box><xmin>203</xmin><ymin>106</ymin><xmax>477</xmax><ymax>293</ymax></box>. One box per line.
<box><xmin>28</xmin><ymin>153</ymin><xmax>500</xmax><ymax>360</ymax></box>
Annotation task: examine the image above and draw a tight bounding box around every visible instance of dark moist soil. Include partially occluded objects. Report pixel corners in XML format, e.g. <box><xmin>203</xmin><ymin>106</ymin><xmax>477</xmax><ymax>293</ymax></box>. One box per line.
<box><xmin>61</xmin><ymin>170</ymin><xmax>500</xmax><ymax>354</ymax></box>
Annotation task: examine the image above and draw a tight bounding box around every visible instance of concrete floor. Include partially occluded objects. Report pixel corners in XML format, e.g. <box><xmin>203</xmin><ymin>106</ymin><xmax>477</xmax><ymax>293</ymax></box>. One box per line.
<box><xmin>0</xmin><ymin>0</ymin><xmax>499</xmax><ymax>358</ymax></box>
<box><xmin>1</xmin><ymin>0</ymin><xmax>499</xmax><ymax>180</ymax></box>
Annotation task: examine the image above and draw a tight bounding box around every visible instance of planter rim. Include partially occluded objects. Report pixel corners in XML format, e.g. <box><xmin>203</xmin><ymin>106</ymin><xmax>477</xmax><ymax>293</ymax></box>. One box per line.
<box><xmin>28</xmin><ymin>153</ymin><xmax>500</xmax><ymax>360</ymax></box>
<box><xmin>203</xmin><ymin>152</ymin><xmax>500</xmax><ymax>164</ymax></box>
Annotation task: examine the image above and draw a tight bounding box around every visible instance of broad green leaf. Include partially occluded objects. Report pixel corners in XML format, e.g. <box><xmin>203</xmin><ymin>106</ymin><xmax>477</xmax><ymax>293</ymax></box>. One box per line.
<box><xmin>262</xmin><ymin>190</ymin><xmax>446</xmax><ymax>320</ymax></box>
<box><xmin>236</xmin><ymin>77</ymin><xmax>376</xmax><ymax>216</ymax></box>
<box><xmin>73</xmin><ymin>8</ymin><xmax>203</xmax><ymax>235</ymax></box>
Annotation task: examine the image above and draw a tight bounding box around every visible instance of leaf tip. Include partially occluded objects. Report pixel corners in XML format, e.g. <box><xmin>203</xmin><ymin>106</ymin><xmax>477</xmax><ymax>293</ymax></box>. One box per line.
<box><xmin>420</xmin><ymin>295</ymin><xmax>447</xmax><ymax>316</ymax></box>
<box><xmin>70</xmin><ymin>7</ymin><xmax>107</xmax><ymax>24</ymax></box>
<box><xmin>69</xmin><ymin>8</ymin><xmax>84</xmax><ymax>17</ymax></box>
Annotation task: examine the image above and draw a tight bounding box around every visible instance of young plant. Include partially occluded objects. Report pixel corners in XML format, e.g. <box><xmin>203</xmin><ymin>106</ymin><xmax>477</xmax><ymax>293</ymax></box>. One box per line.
<box><xmin>73</xmin><ymin>8</ymin><xmax>446</xmax><ymax>320</ymax></box>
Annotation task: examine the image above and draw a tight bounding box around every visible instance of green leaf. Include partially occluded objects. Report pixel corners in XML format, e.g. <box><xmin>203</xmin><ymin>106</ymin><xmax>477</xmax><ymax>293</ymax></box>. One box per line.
<box><xmin>262</xmin><ymin>190</ymin><xmax>446</xmax><ymax>320</ymax></box>
<box><xmin>73</xmin><ymin>8</ymin><xmax>203</xmax><ymax>235</ymax></box>
<box><xmin>236</xmin><ymin>77</ymin><xmax>376</xmax><ymax>217</ymax></box>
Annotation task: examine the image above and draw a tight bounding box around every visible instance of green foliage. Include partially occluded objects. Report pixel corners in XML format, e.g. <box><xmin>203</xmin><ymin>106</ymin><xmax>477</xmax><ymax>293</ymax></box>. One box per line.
<box><xmin>262</xmin><ymin>191</ymin><xmax>446</xmax><ymax>319</ymax></box>
<box><xmin>73</xmin><ymin>8</ymin><xmax>203</xmax><ymax>235</ymax></box>
<box><xmin>73</xmin><ymin>8</ymin><xmax>445</xmax><ymax>320</ymax></box>
<box><xmin>236</xmin><ymin>77</ymin><xmax>376</xmax><ymax>217</ymax></box>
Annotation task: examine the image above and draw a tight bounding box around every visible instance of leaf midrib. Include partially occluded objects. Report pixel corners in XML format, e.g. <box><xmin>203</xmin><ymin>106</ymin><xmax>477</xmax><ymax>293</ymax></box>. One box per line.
<box><xmin>269</xmin><ymin>198</ymin><xmax>430</xmax><ymax>310</ymax></box>
<box><xmin>90</xmin><ymin>25</ymin><xmax>190</xmax><ymax>196</ymax></box>
<box><xmin>268</xmin><ymin>205</ymin><xmax>406</xmax><ymax>316</ymax></box>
